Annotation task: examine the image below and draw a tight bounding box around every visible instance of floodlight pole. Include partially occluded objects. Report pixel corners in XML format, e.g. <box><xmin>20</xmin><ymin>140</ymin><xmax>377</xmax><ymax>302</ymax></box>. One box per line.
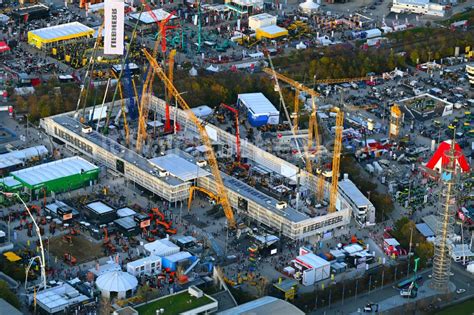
<box><xmin>2</xmin><ymin>192</ymin><xmax>47</xmax><ymax>290</ymax></box>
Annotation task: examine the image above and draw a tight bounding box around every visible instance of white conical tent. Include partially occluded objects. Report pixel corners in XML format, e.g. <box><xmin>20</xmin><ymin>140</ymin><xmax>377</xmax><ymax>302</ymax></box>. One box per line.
<box><xmin>299</xmin><ymin>0</ymin><xmax>319</xmax><ymax>15</ymax></box>
<box><xmin>189</xmin><ymin>66</ymin><xmax>198</xmax><ymax>76</ymax></box>
<box><xmin>96</xmin><ymin>271</ymin><xmax>138</xmax><ymax>299</ymax></box>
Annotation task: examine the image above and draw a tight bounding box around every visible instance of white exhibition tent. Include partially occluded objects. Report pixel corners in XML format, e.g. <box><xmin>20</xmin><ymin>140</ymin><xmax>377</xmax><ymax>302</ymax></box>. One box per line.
<box><xmin>96</xmin><ymin>271</ymin><xmax>138</xmax><ymax>299</ymax></box>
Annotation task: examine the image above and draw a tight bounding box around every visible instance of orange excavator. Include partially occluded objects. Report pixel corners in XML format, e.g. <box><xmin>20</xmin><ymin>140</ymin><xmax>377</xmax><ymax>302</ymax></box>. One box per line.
<box><xmin>155</xmin><ymin>219</ymin><xmax>177</xmax><ymax>235</ymax></box>
<box><xmin>103</xmin><ymin>227</ymin><xmax>116</xmax><ymax>254</ymax></box>
<box><xmin>151</xmin><ymin>207</ymin><xmax>165</xmax><ymax>221</ymax></box>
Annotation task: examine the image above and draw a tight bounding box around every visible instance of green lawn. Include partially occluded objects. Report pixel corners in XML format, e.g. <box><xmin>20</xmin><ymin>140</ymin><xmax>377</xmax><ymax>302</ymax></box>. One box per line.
<box><xmin>135</xmin><ymin>291</ymin><xmax>213</xmax><ymax>315</ymax></box>
<box><xmin>435</xmin><ymin>298</ymin><xmax>474</xmax><ymax>315</ymax></box>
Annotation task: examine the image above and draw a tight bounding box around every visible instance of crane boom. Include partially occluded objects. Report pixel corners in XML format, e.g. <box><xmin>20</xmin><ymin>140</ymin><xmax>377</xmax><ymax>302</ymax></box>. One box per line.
<box><xmin>111</xmin><ymin>71</ymin><xmax>130</xmax><ymax>146</ymax></box>
<box><xmin>220</xmin><ymin>103</ymin><xmax>240</xmax><ymax>163</ymax></box>
<box><xmin>313</xmin><ymin>76</ymin><xmax>376</xmax><ymax>85</ymax></box>
<box><xmin>262</xmin><ymin>68</ymin><xmax>320</xmax><ymax>97</ymax></box>
<box><xmin>142</xmin><ymin>48</ymin><xmax>236</xmax><ymax>228</ymax></box>
<box><xmin>329</xmin><ymin>108</ymin><xmax>344</xmax><ymax>213</ymax></box>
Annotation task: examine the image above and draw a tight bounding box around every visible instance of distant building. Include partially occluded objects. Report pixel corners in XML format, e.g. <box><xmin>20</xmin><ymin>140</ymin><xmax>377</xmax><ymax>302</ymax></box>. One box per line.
<box><xmin>338</xmin><ymin>179</ymin><xmax>376</xmax><ymax>226</ymax></box>
<box><xmin>391</xmin><ymin>0</ymin><xmax>446</xmax><ymax>17</ymax></box>
<box><xmin>395</xmin><ymin>93</ymin><xmax>453</xmax><ymax>121</ymax></box>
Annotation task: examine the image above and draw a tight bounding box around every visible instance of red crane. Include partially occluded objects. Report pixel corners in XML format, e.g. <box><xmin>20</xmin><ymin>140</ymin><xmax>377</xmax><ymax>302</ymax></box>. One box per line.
<box><xmin>140</xmin><ymin>1</ymin><xmax>178</xmax><ymax>53</ymax></box>
<box><xmin>220</xmin><ymin>103</ymin><xmax>241</xmax><ymax>163</ymax></box>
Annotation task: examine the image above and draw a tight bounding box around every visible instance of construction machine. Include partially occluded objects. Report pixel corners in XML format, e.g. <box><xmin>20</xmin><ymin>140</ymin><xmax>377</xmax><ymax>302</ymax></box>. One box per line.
<box><xmin>187</xmin><ymin>186</ymin><xmax>221</xmax><ymax>212</ymax></box>
<box><xmin>263</xmin><ymin>63</ymin><xmax>325</xmax><ymax>202</ymax></box>
<box><xmin>142</xmin><ymin>48</ymin><xmax>236</xmax><ymax>229</ymax></box>
<box><xmin>220</xmin><ymin>103</ymin><xmax>249</xmax><ymax>173</ymax></box>
<box><xmin>328</xmin><ymin>107</ymin><xmax>344</xmax><ymax>213</ymax></box>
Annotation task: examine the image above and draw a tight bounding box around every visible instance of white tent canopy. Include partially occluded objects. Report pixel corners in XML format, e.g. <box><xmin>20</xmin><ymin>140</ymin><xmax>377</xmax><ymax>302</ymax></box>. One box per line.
<box><xmin>96</xmin><ymin>271</ymin><xmax>138</xmax><ymax>298</ymax></box>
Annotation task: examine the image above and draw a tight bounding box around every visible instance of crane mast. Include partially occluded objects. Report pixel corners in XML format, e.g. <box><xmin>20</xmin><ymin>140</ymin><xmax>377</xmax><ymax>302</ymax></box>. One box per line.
<box><xmin>329</xmin><ymin>108</ymin><xmax>344</xmax><ymax>213</ymax></box>
<box><xmin>142</xmin><ymin>48</ymin><xmax>236</xmax><ymax>228</ymax></box>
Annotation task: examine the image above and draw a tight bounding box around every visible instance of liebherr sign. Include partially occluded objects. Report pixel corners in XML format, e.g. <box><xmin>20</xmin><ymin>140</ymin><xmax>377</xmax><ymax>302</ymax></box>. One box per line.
<box><xmin>104</xmin><ymin>0</ymin><xmax>124</xmax><ymax>55</ymax></box>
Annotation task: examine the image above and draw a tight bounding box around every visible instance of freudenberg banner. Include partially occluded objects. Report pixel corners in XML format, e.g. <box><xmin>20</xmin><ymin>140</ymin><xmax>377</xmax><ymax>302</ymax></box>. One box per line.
<box><xmin>104</xmin><ymin>0</ymin><xmax>124</xmax><ymax>55</ymax></box>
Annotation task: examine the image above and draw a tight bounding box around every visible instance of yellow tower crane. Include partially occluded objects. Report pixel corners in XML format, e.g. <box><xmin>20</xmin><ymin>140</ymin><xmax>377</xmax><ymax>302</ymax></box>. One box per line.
<box><xmin>262</xmin><ymin>67</ymin><xmax>325</xmax><ymax>201</ymax></box>
<box><xmin>329</xmin><ymin>107</ymin><xmax>344</xmax><ymax>213</ymax></box>
<box><xmin>313</xmin><ymin>76</ymin><xmax>375</xmax><ymax>85</ymax></box>
<box><xmin>110</xmin><ymin>71</ymin><xmax>130</xmax><ymax>146</ymax></box>
<box><xmin>262</xmin><ymin>67</ymin><xmax>320</xmax><ymax>133</ymax></box>
<box><xmin>142</xmin><ymin>48</ymin><xmax>236</xmax><ymax>228</ymax></box>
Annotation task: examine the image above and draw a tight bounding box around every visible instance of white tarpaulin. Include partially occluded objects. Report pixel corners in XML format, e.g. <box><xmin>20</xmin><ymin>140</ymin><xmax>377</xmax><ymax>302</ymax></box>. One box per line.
<box><xmin>104</xmin><ymin>0</ymin><xmax>124</xmax><ymax>55</ymax></box>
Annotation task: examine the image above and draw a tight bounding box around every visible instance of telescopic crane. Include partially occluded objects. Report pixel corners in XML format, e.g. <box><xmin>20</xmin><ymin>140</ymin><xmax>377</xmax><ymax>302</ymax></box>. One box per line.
<box><xmin>220</xmin><ymin>103</ymin><xmax>241</xmax><ymax>163</ymax></box>
<box><xmin>142</xmin><ymin>48</ymin><xmax>236</xmax><ymax>229</ymax></box>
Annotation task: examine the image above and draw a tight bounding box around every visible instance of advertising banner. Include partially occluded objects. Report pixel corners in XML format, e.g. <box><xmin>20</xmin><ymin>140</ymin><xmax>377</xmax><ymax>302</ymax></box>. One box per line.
<box><xmin>104</xmin><ymin>0</ymin><xmax>124</xmax><ymax>55</ymax></box>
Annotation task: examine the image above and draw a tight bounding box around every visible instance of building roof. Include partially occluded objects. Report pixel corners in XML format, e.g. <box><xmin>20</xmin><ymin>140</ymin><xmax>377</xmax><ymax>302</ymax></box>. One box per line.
<box><xmin>296</xmin><ymin>253</ymin><xmax>330</xmax><ymax>268</ymax></box>
<box><xmin>127</xmin><ymin>255</ymin><xmax>161</xmax><ymax>268</ymax></box>
<box><xmin>114</xmin><ymin>216</ymin><xmax>137</xmax><ymax>230</ymax></box>
<box><xmin>218</xmin><ymin>296</ymin><xmax>305</xmax><ymax>315</ymax></box>
<box><xmin>343</xmin><ymin>243</ymin><xmax>364</xmax><ymax>255</ymax></box>
<box><xmin>51</xmin><ymin>115</ymin><xmax>184</xmax><ymax>187</ymax></box>
<box><xmin>452</xmin><ymin>244</ymin><xmax>474</xmax><ymax>257</ymax></box>
<box><xmin>238</xmin><ymin>93</ymin><xmax>279</xmax><ymax>116</ymax></box>
<box><xmin>128</xmin><ymin>8</ymin><xmax>177</xmax><ymax>24</ymax></box>
<box><xmin>164</xmin><ymin>251</ymin><xmax>192</xmax><ymax>263</ymax></box>
<box><xmin>0</xmin><ymin>298</ymin><xmax>22</xmax><ymax>315</ymax></box>
<box><xmin>144</xmin><ymin>238</ymin><xmax>180</xmax><ymax>257</ymax></box>
<box><xmin>35</xmin><ymin>283</ymin><xmax>89</xmax><ymax>313</ymax></box>
<box><xmin>11</xmin><ymin>156</ymin><xmax>98</xmax><ymax>187</ymax></box>
<box><xmin>96</xmin><ymin>271</ymin><xmax>138</xmax><ymax>293</ymax></box>
<box><xmin>249</xmin><ymin>13</ymin><xmax>275</xmax><ymax>21</ymax></box>
<box><xmin>394</xmin><ymin>0</ymin><xmax>429</xmax><ymax>4</ymax></box>
<box><xmin>29</xmin><ymin>22</ymin><xmax>93</xmax><ymax>40</ymax></box>
<box><xmin>148</xmin><ymin>153</ymin><xmax>211</xmax><ymax>182</ymax></box>
<box><xmin>338</xmin><ymin>179</ymin><xmax>372</xmax><ymax>208</ymax></box>
<box><xmin>0</xmin><ymin>176</ymin><xmax>22</xmax><ymax>189</ymax></box>
<box><xmin>191</xmin><ymin>105</ymin><xmax>214</xmax><ymax>118</ymax></box>
<box><xmin>415</xmin><ymin>223</ymin><xmax>435</xmax><ymax>238</ymax></box>
<box><xmin>384</xmin><ymin>238</ymin><xmax>400</xmax><ymax>246</ymax></box>
<box><xmin>116</xmin><ymin>207</ymin><xmax>136</xmax><ymax>217</ymax></box>
<box><xmin>86</xmin><ymin>201</ymin><xmax>115</xmax><ymax>214</ymax></box>
<box><xmin>174</xmin><ymin>235</ymin><xmax>197</xmax><ymax>244</ymax></box>
<box><xmin>0</xmin><ymin>145</ymin><xmax>48</xmax><ymax>169</ymax></box>
<box><xmin>257</xmin><ymin>25</ymin><xmax>288</xmax><ymax>36</ymax></box>
<box><xmin>89</xmin><ymin>262</ymin><xmax>121</xmax><ymax>277</ymax></box>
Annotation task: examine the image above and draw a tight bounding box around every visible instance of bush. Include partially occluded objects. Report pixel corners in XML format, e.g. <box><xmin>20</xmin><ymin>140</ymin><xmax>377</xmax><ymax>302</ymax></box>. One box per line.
<box><xmin>0</xmin><ymin>280</ymin><xmax>20</xmax><ymax>309</ymax></box>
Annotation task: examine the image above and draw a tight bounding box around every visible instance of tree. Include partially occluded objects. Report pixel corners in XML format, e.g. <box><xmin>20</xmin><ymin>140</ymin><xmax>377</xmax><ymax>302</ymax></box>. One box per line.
<box><xmin>409</xmin><ymin>50</ymin><xmax>420</xmax><ymax>65</ymax></box>
<box><xmin>0</xmin><ymin>280</ymin><xmax>20</xmax><ymax>309</ymax></box>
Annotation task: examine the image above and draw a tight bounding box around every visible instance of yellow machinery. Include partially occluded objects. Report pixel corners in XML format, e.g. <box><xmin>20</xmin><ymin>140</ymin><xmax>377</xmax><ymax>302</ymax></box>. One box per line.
<box><xmin>187</xmin><ymin>186</ymin><xmax>221</xmax><ymax>211</ymax></box>
<box><xmin>262</xmin><ymin>66</ymin><xmax>325</xmax><ymax>201</ymax></box>
<box><xmin>262</xmin><ymin>67</ymin><xmax>320</xmax><ymax>134</ymax></box>
<box><xmin>142</xmin><ymin>48</ymin><xmax>236</xmax><ymax>228</ymax></box>
<box><xmin>168</xmin><ymin>50</ymin><xmax>177</xmax><ymax>90</ymax></box>
<box><xmin>329</xmin><ymin>108</ymin><xmax>344</xmax><ymax>213</ymax></box>
<box><xmin>136</xmin><ymin>67</ymin><xmax>154</xmax><ymax>153</ymax></box>
<box><xmin>110</xmin><ymin>71</ymin><xmax>130</xmax><ymax>146</ymax></box>
<box><xmin>389</xmin><ymin>104</ymin><xmax>402</xmax><ymax>139</ymax></box>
